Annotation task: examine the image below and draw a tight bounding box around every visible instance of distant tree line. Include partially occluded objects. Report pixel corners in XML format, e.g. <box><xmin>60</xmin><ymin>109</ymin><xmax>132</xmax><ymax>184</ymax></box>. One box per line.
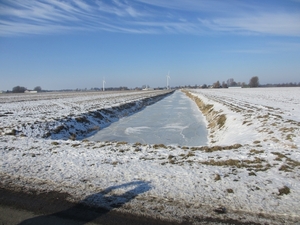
<box><xmin>11</xmin><ymin>86</ymin><xmax>42</xmax><ymax>93</ymax></box>
<box><xmin>206</xmin><ymin>76</ymin><xmax>300</xmax><ymax>89</ymax></box>
<box><xmin>211</xmin><ymin>76</ymin><xmax>259</xmax><ymax>89</ymax></box>
<box><xmin>249</xmin><ymin>76</ymin><xmax>259</xmax><ymax>87</ymax></box>
<box><xmin>261</xmin><ymin>82</ymin><xmax>300</xmax><ymax>87</ymax></box>
<box><xmin>34</xmin><ymin>86</ymin><xmax>42</xmax><ymax>92</ymax></box>
<box><xmin>5</xmin><ymin>79</ymin><xmax>299</xmax><ymax>94</ymax></box>
<box><xmin>12</xmin><ymin>86</ymin><xmax>27</xmax><ymax>93</ymax></box>
<box><xmin>88</xmin><ymin>86</ymin><xmax>129</xmax><ymax>91</ymax></box>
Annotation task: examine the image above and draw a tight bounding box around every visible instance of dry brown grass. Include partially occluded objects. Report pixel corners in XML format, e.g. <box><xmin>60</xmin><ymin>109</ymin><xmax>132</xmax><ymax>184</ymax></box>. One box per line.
<box><xmin>279</xmin><ymin>165</ymin><xmax>293</xmax><ymax>172</ymax></box>
<box><xmin>71</xmin><ymin>143</ymin><xmax>81</xmax><ymax>147</ymax></box>
<box><xmin>116</xmin><ymin>141</ymin><xmax>128</xmax><ymax>147</ymax></box>
<box><xmin>249</xmin><ymin>149</ymin><xmax>264</xmax><ymax>155</ymax></box>
<box><xmin>51</xmin><ymin>141</ymin><xmax>59</xmax><ymax>145</ymax></box>
<box><xmin>168</xmin><ymin>155</ymin><xmax>176</xmax><ymax>164</ymax></box>
<box><xmin>248</xmin><ymin>171</ymin><xmax>257</xmax><ymax>176</ymax></box>
<box><xmin>272</xmin><ymin>152</ymin><xmax>300</xmax><ymax>172</ymax></box>
<box><xmin>75</xmin><ymin>116</ymin><xmax>89</xmax><ymax>123</ymax></box>
<box><xmin>217</xmin><ymin>114</ymin><xmax>226</xmax><ymax>128</ymax></box>
<box><xmin>153</xmin><ymin>144</ymin><xmax>167</xmax><ymax>149</ymax></box>
<box><xmin>201</xmin><ymin>157</ymin><xmax>271</xmax><ymax>171</ymax></box>
<box><xmin>190</xmin><ymin>144</ymin><xmax>242</xmax><ymax>153</ymax></box>
<box><xmin>226</xmin><ymin>188</ymin><xmax>234</xmax><ymax>193</ymax></box>
<box><xmin>87</xmin><ymin>126</ymin><xmax>100</xmax><ymax>133</ymax></box>
<box><xmin>278</xmin><ymin>186</ymin><xmax>290</xmax><ymax>195</ymax></box>
<box><xmin>53</xmin><ymin>125</ymin><xmax>65</xmax><ymax>134</ymax></box>
<box><xmin>182</xmin><ymin>90</ymin><xmax>227</xmax><ymax>143</ymax></box>
<box><xmin>214</xmin><ymin>174</ymin><xmax>221</xmax><ymax>181</ymax></box>
<box><xmin>69</xmin><ymin>133</ymin><xmax>76</xmax><ymax>140</ymax></box>
<box><xmin>133</xmin><ymin>142</ymin><xmax>144</xmax><ymax>148</ymax></box>
<box><xmin>186</xmin><ymin>151</ymin><xmax>195</xmax><ymax>157</ymax></box>
<box><xmin>286</xmin><ymin>134</ymin><xmax>296</xmax><ymax>141</ymax></box>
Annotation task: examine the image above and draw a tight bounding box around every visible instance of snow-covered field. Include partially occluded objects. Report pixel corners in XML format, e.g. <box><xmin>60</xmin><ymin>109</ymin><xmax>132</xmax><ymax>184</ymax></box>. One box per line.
<box><xmin>0</xmin><ymin>90</ymin><xmax>171</xmax><ymax>140</ymax></box>
<box><xmin>1</xmin><ymin>88</ymin><xmax>300</xmax><ymax>224</ymax></box>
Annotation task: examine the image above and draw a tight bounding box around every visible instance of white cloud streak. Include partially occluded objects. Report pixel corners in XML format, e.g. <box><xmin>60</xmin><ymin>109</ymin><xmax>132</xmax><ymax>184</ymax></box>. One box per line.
<box><xmin>0</xmin><ymin>0</ymin><xmax>300</xmax><ymax>36</ymax></box>
<box><xmin>200</xmin><ymin>13</ymin><xmax>300</xmax><ymax>36</ymax></box>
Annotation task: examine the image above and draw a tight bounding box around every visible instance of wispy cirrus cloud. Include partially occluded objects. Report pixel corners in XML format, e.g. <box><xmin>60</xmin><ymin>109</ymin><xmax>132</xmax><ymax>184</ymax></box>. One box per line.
<box><xmin>199</xmin><ymin>12</ymin><xmax>300</xmax><ymax>36</ymax></box>
<box><xmin>0</xmin><ymin>0</ymin><xmax>300</xmax><ymax>36</ymax></box>
<box><xmin>0</xmin><ymin>0</ymin><xmax>157</xmax><ymax>36</ymax></box>
<box><xmin>224</xmin><ymin>40</ymin><xmax>300</xmax><ymax>55</ymax></box>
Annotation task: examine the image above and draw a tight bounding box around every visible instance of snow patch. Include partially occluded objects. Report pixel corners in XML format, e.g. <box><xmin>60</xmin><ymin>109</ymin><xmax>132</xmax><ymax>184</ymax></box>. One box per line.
<box><xmin>125</xmin><ymin>126</ymin><xmax>150</xmax><ymax>135</ymax></box>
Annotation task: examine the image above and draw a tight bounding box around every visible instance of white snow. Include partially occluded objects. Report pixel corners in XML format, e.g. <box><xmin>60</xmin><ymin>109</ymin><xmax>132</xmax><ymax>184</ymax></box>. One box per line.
<box><xmin>125</xmin><ymin>126</ymin><xmax>151</xmax><ymax>135</ymax></box>
<box><xmin>163</xmin><ymin>123</ymin><xmax>188</xmax><ymax>130</ymax></box>
<box><xmin>1</xmin><ymin>88</ymin><xmax>300</xmax><ymax>224</ymax></box>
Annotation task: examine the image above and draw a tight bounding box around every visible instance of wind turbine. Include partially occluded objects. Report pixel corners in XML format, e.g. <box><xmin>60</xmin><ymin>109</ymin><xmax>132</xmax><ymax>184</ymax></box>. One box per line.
<box><xmin>166</xmin><ymin>71</ymin><xmax>171</xmax><ymax>90</ymax></box>
<box><xmin>102</xmin><ymin>77</ymin><xmax>106</xmax><ymax>91</ymax></box>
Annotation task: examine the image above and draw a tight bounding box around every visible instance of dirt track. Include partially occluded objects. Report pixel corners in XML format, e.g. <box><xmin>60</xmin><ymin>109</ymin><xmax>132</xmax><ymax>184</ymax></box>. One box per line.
<box><xmin>0</xmin><ymin>188</ymin><xmax>182</xmax><ymax>225</ymax></box>
<box><xmin>0</xmin><ymin>187</ymin><xmax>265</xmax><ymax>225</ymax></box>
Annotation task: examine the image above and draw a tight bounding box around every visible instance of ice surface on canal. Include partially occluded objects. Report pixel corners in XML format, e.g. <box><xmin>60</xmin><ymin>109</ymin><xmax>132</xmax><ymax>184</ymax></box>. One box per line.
<box><xmin>89</xmin><ymin>91</ymin><xmax>207</xmax><ymax>146</ymax></box>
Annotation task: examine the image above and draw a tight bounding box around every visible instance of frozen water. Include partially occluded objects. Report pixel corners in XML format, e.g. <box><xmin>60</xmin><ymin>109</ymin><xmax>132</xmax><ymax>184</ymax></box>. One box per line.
<box><xmin>88</xmin><ymin>91</ymin><xmax>208</xmax><ymax>146</ymax></box>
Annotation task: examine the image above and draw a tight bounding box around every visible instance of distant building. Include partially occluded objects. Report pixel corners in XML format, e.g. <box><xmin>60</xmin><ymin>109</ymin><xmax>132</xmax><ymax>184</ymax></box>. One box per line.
<box><xmin>228</xmin><ymin>86</ymin><xmax>242</xmax><ymax>89</ymax></box>
<box><xmin>141</xmin><ymin>85</ymin><xmax>153</xmax><ymax>91</ymax></box>
<box><xmin>142</xmin><ymin>87</ymin><xmax>154</xmax><ymax>91</ymax></box>
<box><xmin>24</xmin><ymin>90</ymin><xmax>38</xmax><ymax>93</ymax></box>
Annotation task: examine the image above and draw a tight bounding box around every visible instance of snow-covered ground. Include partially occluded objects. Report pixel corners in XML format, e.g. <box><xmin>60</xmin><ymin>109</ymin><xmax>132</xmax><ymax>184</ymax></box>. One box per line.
<box><xmin>0</xmin><ymin>90</ymin><xmax>172</xmax><ymax>140</ymax></box>
<box><xmin>1</xmin><ymin>88</ymin><xmax>300</xmax><ymax>224</ymax></box>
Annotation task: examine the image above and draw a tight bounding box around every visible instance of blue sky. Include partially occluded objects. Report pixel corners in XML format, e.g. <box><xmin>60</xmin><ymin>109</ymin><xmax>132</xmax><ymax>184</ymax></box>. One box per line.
<box><xmin>1</xmin><ymin>0</ymin><xmax>300</xmax><ymax>90</ymax></box>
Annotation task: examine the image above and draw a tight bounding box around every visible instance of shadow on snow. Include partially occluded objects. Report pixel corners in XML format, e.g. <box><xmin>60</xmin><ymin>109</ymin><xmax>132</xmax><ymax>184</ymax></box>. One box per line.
<box><xmin>18</xmin><ymin>181</ymin><xmax>151</xmax><ymax>225</ymax></box>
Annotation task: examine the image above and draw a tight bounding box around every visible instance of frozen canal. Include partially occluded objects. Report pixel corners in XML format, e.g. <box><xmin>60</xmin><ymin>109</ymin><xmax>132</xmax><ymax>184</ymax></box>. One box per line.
<box><xmin>89</xmin><ymin>91</ymin><xmax>208</xmax><ymax>146</ymax></box>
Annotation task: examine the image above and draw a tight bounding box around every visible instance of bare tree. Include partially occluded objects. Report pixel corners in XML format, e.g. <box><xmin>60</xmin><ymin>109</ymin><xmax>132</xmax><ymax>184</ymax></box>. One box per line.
<box><xmin>222</xmin><ymin>81</ymin><xmax>228</xmax><ymax>88</ymax></box>
<box><xmin>12</xmin><ymin>86</ymin><xmax>26</xmax><ymax>93</ymax></box>
<box><xmin>34</xmin><ymin>86</ymin><xmax>42</xmax><ymax>92</ymax></box>
<box><xmin>213</xmin><ymin>81</ymin><xmax>220</xmax><ymax>88</ymax></box>
<box><xmin>249</xmin><ymin>76</ymin><xmax>259</xmax><ymax>87</ymax></box>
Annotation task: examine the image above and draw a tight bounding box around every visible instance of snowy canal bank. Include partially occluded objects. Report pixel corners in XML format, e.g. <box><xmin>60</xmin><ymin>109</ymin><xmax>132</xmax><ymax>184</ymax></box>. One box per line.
<box><xmin>0</xmin><ymin>90</ymin><xmax>173</xmax><ymax>140</ymax></box>
<box><xmin>88</xmin><ymin>91</ymin><xmax>208</xmax><ymax>146</ymax></box>
<box><xmin>1</xmin><ymin>88</ymin><xmax>300</xmax><ymax>224</ymax></box>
